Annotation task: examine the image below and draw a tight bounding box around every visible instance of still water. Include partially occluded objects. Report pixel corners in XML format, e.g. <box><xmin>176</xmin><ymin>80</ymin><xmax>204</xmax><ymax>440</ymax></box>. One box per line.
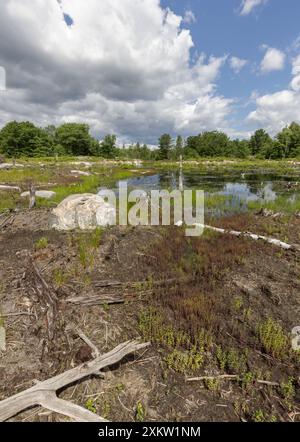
<box><xmin>116</xmin><ymin>168</ymin><xmax>300</xmax><ymax>215</ymax></box>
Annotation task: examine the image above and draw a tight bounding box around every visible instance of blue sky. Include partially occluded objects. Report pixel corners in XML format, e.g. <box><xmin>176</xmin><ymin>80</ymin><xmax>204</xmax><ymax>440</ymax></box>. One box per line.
<box><xmin>1</xmin><ymin>0</ymin><xmax>300</xmax><ymax>143</ymax></box>
<box><xmin>161</xmin><ymin>0</ymin><xmax>300</xmax><ymax>134</ymax></box>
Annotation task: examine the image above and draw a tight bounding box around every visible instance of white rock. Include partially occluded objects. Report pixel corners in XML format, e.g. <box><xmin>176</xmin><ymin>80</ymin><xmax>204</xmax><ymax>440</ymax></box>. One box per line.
<box><xmin>70</xmin><ymin>161</ymin><xmax>93</xmax><ymax>167</ymax></box>
<box><xmin>50</xmin><ymin>194</ymin><xmax>116</xmax><ymax>230</ymax></box>
<box><xmin>70</xmin><ymin>170</ymin><xmax>92</xmax><ymax>177</ymax></box>
<box><xmin>21</xmin><ymin>190</ymin><xmax>56</xmax><ymax>199</ymax></box>
<box><xmin>0</xmin><ymin>163</ymin><xmax>24</xmax><ymax>169</ymax></box>
<box><xmin>0</xmin><ymin>185</ymin><xmax>21</xmax><ymax>192</ymax></box>
<box><xmin>0</xmin><ymin>163</ymin><xmax>13</xmax><ymax>170</ymax></box>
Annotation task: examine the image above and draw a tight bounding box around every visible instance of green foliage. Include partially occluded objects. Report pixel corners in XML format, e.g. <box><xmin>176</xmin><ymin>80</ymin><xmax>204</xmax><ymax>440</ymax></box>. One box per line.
<box><xmin>85</xmin><ymin>398</ymin><xmax>97</xmax><ymax>414</ymax></box>
<box><xmin>1</xmin><ymin>119</ymin><xmax>300</xmax><ymax>160</ymax></box>
<box><xmin>55</xmin><ymin>123</ymin><xmax>94</xmax><ymax>156</ymax></box>
<box><xmin>216</xmin><ymin>346</ymin><xmax>247</xmax><ymax>374</ymax></box>
<box><xmin>99</xmin><ymin>134</ymin><xmax>117</xmax><ymax>158</ymax></box>
<box><xmin>135</xmin><ymin>401</ymin><xmax>145</xmax><ymax>422</ymax></box>
<box><xmin>252</xmin><ymin>409</ymin><xmax>277</xmax><ymax>423</ymax></box>
<box><xmin>35</xmin><ymin>237</ymin><xmax>49</xmax><ymax>250</ymax></box>
<box><xmin>0</xmin><ymin>121</ymin><xmax>53</xmax><ymax>157</ymax></box>
<box><xmin>249</xmin><ymin>129</ymin><xmax>272</xmax><ymax>156</ymax></box>
<box><xmin>204</xmin><ymin>378</ymin><xmax>220</xmax><ymax>392</ymax></box>
<box><xmin>165</xmin><ymin>346</ymin><xmax>204</xmax><ymax>374</ymax></box>
<box><xmin>158</xmin><ymin>134</ymin><xmax>173</xmax><ymax>160</ymax></box>
<box><xmin>281</xmin><ymin>377</ymin><xmax>295</xmax><ymax>406</ymax></box>
<box><xmin>257</xmin><ymin>317</ymin><xmax>288</xmax><ymax>358</ymax></box>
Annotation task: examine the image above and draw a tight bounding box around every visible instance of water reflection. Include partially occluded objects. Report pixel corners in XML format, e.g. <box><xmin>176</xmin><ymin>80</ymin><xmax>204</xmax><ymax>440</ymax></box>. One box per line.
<box><xmin>115</xmin><ymin>169</ymin><xmax>300</xmax><ymax>214</ymax></box>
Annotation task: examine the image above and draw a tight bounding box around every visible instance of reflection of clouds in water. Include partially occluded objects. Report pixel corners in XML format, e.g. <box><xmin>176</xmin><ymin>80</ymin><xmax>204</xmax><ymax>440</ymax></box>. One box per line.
<box><xmin>115</xmin><ymin>173</ymin><xmax>300</xmax><ymax>212</ymax></box>
<box><xmin>257</xmin><ymin>183</ymin><xmax>277</xmax><ymax>202</ymax></box>
<box><xmin>218</xmin><ymin>182</ymin><xmax>277</xmax><ymax>203</ymax></box>
<box><xmin>219</xmin><ymin>183</ymin><xmax>258</xmax><ymax>202</ymax></box>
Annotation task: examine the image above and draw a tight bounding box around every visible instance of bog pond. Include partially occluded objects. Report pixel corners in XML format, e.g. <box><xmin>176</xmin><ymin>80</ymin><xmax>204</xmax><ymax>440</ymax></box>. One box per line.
<box><xmin>114</xmin><ymin>168</ymin><xmax>300</xmax><ymax>215</ymax></box>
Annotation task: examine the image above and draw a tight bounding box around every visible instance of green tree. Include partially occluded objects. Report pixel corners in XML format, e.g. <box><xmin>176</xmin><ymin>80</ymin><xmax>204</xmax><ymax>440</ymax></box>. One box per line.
<box><xmin>249</xmin><ymin>129</ymin><xmax>272</xmax><ymax>156</ymax></box>
<box><xmin>0</xmin><ymin>121</ymin><xmax>53</xmax><ymax>157</ymax></box>
<box><xmin>99</xmin><ymin>134</ymin><xmax>117</xmax><ymax>158</ymax></box>
<box><xmin>186</xmin><ymin>131</ymin><xmax>230</xmax><ymax>157</ymax></box>
<box><xmin>175</xmin><ymin>135</ymin><xmax>184</xmax><ymax>158</ymax></box>
<box><xmin>158</xmin><ymin>134</ymin><xmax>173</xmax><ymax>160</ymax></box>
<box><xmin>55</xmin><ymin>123</ymin><xmax>93</xmax><ymax>156</ymax></box>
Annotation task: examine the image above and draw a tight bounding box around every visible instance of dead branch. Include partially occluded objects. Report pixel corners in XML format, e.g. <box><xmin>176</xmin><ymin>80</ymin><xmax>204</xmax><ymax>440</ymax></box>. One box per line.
<box><xmin>29</xmin><ymin>184</ymin><xmax>36</xmax><ymax>209</ymax></box>
<box><xmin>64</xmin><ymin>295</ymin><xmax>125</xmax><ymax>306</ymax></box>
<box><xmin>1</xmin><ymin>311</ymin><xmax>35</xmax><ymax>318</ymax></box>
<box><xmin>94</xmin><ymin>280</ymin><xmax>123</xmax><ymax>288</ymax></box>
<box><xmin>187</xmin><ymin>375</ymin><xmax>280</xmax><ymax>387</ymax></box>
<box><xmin>93</xmin><ymin>277</ymin><xmax>192</xmax><ymax>290</ymax></box>
<box><xmin>0</xmin><ymin>340</ymin><xmax>150</xmax><ymax>422</ymax></box>
<box><xmin>66</xmin><ymin>323</ymin><xmax>100</xmax><ymax>358</ymax></box>
<box><xmin>187</xmin><ymin>375</ymin><xmax>239</xmax><ymax>382</ymax></box>
<box><xmin>27</xmin><ymin>257</ymin><xmax>58</xmax><ymax>340</ymax></box>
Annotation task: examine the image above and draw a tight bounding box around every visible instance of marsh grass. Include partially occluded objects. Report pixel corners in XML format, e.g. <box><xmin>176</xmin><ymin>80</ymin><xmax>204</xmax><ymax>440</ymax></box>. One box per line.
<box><xmin>34</xmin><ymin>237</ymin><xmax>49</xmax><ymax>250</ymax></box>
<box><xmin>257</xmin><ymin>317</ymin><xmax>289</xmax><ymax>359</ymax></box>
<box><xmin>248</xmin><ymin>194</ymin><xmax>300</xmax><ymax>214</ymax></box>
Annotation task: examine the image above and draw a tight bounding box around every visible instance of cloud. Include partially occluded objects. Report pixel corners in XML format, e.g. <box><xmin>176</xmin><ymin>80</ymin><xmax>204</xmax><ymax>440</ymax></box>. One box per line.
<box><xmin>182</xmin><ymin>10</ymin><xmax>196</xmax><ymax>25</ymax></box>
<box><xmin>0</xmin><ymin>0</ymin><xmax>233</xmax><ymax>143</ymax></box>
<box><xmin>248</xmin><ymin>53</ymin><xmax>300</xmax><ymax>133</ymax></box>
<box><xmin>229</xmin><ymin>56</ymin><xmax>248</xmax><ymax>73</ymax></box>
<box><xmin>260</xmin><ymin>47</ymin><xmax>286</xmax><ymax>73</ymax></box>
<box><xmin>239</xmin><ymin>0</ymin><xmax>268</xmax><ymax>16</ymax></box>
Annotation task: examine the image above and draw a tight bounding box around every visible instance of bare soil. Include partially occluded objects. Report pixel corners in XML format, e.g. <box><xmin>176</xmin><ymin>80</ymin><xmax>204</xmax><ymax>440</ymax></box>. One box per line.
<box><xmin>0</xmin><ymin>209</ymin><xmax>299</xmax><ymax>422</ymax></box>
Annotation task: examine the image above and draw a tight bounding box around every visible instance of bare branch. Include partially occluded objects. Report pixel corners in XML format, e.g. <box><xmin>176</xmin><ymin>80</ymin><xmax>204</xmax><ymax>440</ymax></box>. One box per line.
<box><xmin>0</xmin><ymin>340</ymin><xmax>150</xmax><ymax>422</ymax></box>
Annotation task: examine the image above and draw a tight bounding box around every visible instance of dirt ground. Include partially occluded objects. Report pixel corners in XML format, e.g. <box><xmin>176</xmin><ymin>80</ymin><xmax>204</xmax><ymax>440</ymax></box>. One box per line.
<box><xmin>0</xmin><ymin>209</ymin><xmax>299</xmax><ymax>422</ymax></box>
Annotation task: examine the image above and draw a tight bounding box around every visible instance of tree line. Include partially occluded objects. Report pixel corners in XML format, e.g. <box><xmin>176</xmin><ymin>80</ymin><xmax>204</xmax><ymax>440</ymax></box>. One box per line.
<box><xmin>0</xmin><ymin>120</ymin><xmax>300</xmax><ymax>160</ymax></box>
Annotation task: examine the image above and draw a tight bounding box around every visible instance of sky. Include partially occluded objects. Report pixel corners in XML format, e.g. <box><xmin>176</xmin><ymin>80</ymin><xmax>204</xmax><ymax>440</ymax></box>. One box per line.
<box><xmin>0</xmin><ymin>0</ymin><xmax>300</xmax><ymax>144</ymax></box>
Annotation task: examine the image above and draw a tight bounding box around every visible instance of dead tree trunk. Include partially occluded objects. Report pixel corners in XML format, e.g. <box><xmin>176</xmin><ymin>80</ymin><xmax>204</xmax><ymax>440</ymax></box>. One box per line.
<box><xmin>0</xmin><ymin>340</ymin><xmax>150</xmax><ymax>422</ymax></box>
<box><xmin>29</xmin><ymin>184</ymin><xmax>36</xmax><ymax>209</ymax></box>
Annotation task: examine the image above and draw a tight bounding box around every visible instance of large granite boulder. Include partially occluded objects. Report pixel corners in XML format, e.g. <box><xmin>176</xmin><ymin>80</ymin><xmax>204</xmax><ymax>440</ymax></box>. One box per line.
<box><xmin>50</xmin><ymin>194</ymin><xmax>116</xmax><ymax>230</ymax></box>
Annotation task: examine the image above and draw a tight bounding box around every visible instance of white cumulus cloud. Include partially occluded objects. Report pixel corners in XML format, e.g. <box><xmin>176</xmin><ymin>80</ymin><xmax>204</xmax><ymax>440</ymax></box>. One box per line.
<box><xmin>229</xmin><ymin>56</ymin><xmax>248</xmax><ymax>73</ymax></box>
<box><xmin>239</xmin><ymin>0</ymin><xmax>268</xmax><ymax>16</ymax></box>
<box><xmin>0</xmin><ymin>0</ymin><xmax>233</xmax><ymax>143</ymax></box>
<box><xmin>182</xmin><ymin>10</ymin><xmax>196</xmax><ymax>25</ymax></box>
<box><xmin>248</xmin><ymin>52</ymin><xmax>300</xmax><ymax>133</ymax></box>
<box><xmin>260</xmin><ymin>47</ymin><xmax>286</xmax><ymax>73</ymax></box>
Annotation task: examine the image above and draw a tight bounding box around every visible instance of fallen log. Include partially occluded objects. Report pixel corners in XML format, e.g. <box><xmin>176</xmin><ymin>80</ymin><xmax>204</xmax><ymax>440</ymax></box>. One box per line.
<box><xmin>0</xmin><ymin>340</ymin><xmax>150</xmax><ymax>422</ymax></box>
<box><xmin>195</xmin><ymin>223</ymin><xmax>300</xmax><ymax>252</ymax></box>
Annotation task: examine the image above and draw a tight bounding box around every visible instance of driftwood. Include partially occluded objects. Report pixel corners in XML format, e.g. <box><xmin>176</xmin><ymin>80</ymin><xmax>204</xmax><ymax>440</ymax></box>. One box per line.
<box><xmin>195</xmin><ymin>223</ymin><xmax>300</xmax><ymax>252</ymax></box>
<box><xmin>65</xmin><ymin>295</ymin><xmax>125</xmax><ymax>306</ymax></box>
<box><xmin>27</xmin><ymin>257</ymin><xmax>58</xmax><ymax>340</ymax></box>
<box><xmin>29</xmin><ymin>184</ymin><xmax>36</xmax><ymax>209</ymax></box>
<box><xmin>0</xmin><ymin>340</ymin><xmax>150</xmax><ymax>422</ymax></box>
<box><xmin>0</xmin><ymin>213</ymin><xmax>15</xmax><ymax>230</ymax></box>
<box><xmin>93</xmin><ymin>277</ymin><xmax>192</xmax><ymax>289</ymax></box>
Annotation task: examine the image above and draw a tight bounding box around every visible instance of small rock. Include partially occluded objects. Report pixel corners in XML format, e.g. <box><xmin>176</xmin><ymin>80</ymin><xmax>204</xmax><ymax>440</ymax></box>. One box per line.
<box><xmin>0</xmin><ymin>185</ymin><xmax>21</xmax><ymax>192</ymax></box>
<box><xmin>70</xmin><ymin>170</ymin><xmax>92</xmax><ymax>176</ymax></box>
<box><xmin>21</xmin><ymin>190</ymin><xmax>56</xmax><ymax>199</ymax></box>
